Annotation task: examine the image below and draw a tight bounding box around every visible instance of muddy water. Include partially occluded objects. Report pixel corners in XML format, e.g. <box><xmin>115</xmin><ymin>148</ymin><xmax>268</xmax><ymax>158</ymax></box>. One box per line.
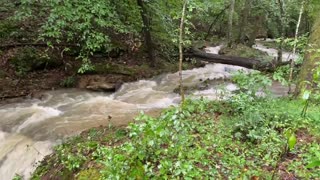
<box><xmin>0</xmin><ymin>45</ymin><xmax>290</xmax><ymax>179</ymax></box>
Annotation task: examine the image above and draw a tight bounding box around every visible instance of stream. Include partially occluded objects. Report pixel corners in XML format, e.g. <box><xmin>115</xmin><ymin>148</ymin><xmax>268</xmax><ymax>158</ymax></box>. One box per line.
<box><xmin>0</xmin><ymin>44</ymin><xmax>297</xmax><ymax>179</ymax></box>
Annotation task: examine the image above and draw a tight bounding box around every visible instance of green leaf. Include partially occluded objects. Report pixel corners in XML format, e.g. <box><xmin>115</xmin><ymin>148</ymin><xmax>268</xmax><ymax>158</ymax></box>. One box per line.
<box><xmin>306</xmin><ymin>160</ymin><xmax>320</xmax><ymax>168</ymax></box>
<box><xmin>288</xmin><ymin>134</ymin><xmax>297</xmax><ymax>150</ymax></box>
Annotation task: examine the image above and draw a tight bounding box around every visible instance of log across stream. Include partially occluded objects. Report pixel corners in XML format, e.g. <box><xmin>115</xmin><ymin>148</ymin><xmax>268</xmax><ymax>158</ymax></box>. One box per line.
<box><xmin>186</xmin><ymin>41</ymin><xmax>297</xmax><ymax>71</ymax></box>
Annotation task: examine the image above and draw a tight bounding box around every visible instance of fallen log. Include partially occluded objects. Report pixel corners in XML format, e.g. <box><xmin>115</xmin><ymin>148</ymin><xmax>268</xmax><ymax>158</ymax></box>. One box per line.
<box><xmin>185</xmin><ymin>48</ymin><xmax>291</xmax><ymax>71</ymax></box>
<box><xmin>0</xmin><ymin>43</ymin><xmax>79</xmax><ymax>49</ymax></box>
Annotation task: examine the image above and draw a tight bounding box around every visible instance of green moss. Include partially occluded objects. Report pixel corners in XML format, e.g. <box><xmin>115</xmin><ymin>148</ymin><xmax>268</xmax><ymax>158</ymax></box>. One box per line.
<box><xmin>10</xmin><ymin>47</ymin><xmax>62</xmax><ymax>75</ymax></box>
<box><xmin>296</xmin><ymin>18</ymin><xmax>320</xmax><ymax>95</ymax></box>
<box><xmin>76</xmin><ymin>169</ymin><xmax>101</xmax><ymax>180</ymax></box>
<box><xmin>0</xmin><ymin>69</ymin><xmax>6</xmax><ymax>78</ymax></box>
<box><xmin>0</xmin><ymin>20</ymin><xmax>18</xmax><ymax>40</ymax></box>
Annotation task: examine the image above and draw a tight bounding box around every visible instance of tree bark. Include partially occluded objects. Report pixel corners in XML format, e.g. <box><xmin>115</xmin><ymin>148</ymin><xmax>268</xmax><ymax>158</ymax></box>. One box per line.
<box><xmin>295</xmin><ymin>15</ymin><xmax>320</xmax><ymax>96</ymax></box>
<box><xmin>179</xmin><ymin>0</ymin><xmax>188</xmax><ymax>104</ymax></box>
<box><xmin>227</xmin><ymin>0</ymin><xmax>235</xmax><ymax>47</ymax></box>
<box><xmin>137</xmin><ymin>0</ymin><xmax>156</xmax><ymax>67</ymax></box>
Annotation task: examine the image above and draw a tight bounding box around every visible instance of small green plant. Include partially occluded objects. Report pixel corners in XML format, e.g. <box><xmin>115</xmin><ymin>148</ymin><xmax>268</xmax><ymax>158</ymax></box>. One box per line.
<box><xmin>273</xmin><ymin>65</ymin><xmax>290</xmax><ymax>85</ymax></box>
<box><xmin>301</xmin><ymin>61</ymin><xmax>320</xmax><ymax>117</ymax></box>
<box><xmin>283</xmin><ymin>34</ymin><xmax>309</xmax><ymax>53</ymax></box>
<box><xmin>306</xmin><ymin>144</ymin><xmax>320</xmax><ymax>169</ymax></box>
<box><xmin>285</xmin><ymin>129</ymin><xmax>297</xmax><ymax>152</ymax></box>
<box><xmin>12</xmin><ymin>174</ymin><xmax>23</xmax><ymax>180</ymax></box>
<box><xmin>55</xmin><ymin>144</ymin><xmax>87</xmax><ymax>171</ymax></box>
<box><xmin>60</xmin><ymin>76</ymin><xmax>76</xmax><ymax>88</ymax></box>
<box><xmin>232</xmin><ymin>70</ymin><xmax>272</xmax><ymax>97</ymax></box>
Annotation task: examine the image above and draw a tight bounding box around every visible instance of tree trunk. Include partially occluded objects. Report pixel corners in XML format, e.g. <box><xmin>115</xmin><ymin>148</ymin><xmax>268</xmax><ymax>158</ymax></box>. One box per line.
<box><xmin>295</xmin><ymin>15</ymin><xmax>320</xmax><ymax>96</ymax></box>
<box><xmin>277</xmin><ymin>0</ymin><xmax>286</xmax><ymax>63</ymax></box>
<box><xmin>227</xmin><ymin>0</ymin><xmax>235</xmax><ymax>47</ymax></box>
<box><xmin>247</xmin><ymin>16</ymin><xmax>258</xmax><ymax>47</ymax></box>
<box><xmin>288</xmin><ymin>1</ymin><xmax>305</xmax><ymax>94</ymax></box>
<box><xmin>137</xmin><ymin>0</ymin><xmax>156</xmax><ymax>67</ymax></box>
<box><xmin>238</xmin><ymin>0</ymin><xmax>251</xmax><ymax>45</ymax></box>
<box><xmin>179</xmin><ymin>0</ymin><xmax>188</xmax><ymax>105</ymax></box>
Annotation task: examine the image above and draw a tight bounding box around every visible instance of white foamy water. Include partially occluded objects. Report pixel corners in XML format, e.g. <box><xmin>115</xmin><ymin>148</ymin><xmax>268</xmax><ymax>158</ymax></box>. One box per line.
<box><xmin>253</xmin><ymin>40</ymin><xmax>299</xmax><ymax>61</ymax></box>
<box><xmin>0</xmin><ymin>44</ymin><xmax>290</xmax><ymax>179</ymax></box>
<box><xmin>204</xmin><ymin>45</ymin><xmax>224</xmax><ymax>54</ymax></box>
<box><xmin>15</xmin><ymin>105</ymin><xmax>62</xmax><ymax>132</ymax></box>
<box><xmin>0</xmin><ymin>135</ymin><xmax>52</xmax><ymax>179</ymax></box>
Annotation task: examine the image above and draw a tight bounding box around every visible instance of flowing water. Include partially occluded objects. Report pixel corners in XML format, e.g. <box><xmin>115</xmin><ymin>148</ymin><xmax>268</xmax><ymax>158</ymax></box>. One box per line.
<box><xmin>253</xmin><ymin>39</ymin><xmax>299</xmax><ymax>61</ymax></box>
<box><xmin>0</xmin><ymin>44</ymin><xmax>293</xmax><ymax>179</ymax></box>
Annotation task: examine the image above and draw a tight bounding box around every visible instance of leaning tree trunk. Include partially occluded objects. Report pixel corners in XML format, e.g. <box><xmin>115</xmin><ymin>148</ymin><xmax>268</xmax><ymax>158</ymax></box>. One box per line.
<box><xmin>295</xmin><ymin>15</ymin><xmax>320</xmax><ymax>96</ymax></box>
<box><xmin>227</xmin><ymin>0</ymin><xmax>235</xmax><ymax>47</ymax></box>
<box><xmin>137</xmin><ymin>0</ymin><xmax>156</xmax><ymax>67</ymax></box>
<box><xmin>178</xmin><ymin>0</ymin><xmax>188</xmax><ymax>105</ymax></box>
<box><xmin>288</xmin><ymin>1</ymin><xmax>305</xmax><ymax>94</ymax></box>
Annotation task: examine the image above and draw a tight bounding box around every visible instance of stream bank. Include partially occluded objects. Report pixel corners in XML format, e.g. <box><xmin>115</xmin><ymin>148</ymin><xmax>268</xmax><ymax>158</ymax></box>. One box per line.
<box><xmin>0</xmin><ymin>49</ymin><xmax>204</xmax><ymax>104</ymax></box>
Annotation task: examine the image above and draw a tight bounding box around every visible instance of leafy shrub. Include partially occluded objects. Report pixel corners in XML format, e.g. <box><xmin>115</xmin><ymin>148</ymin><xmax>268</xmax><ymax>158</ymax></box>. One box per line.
<box><xmin>273</xmin><ymin>65</ymin><xmax>290</xmax><ymax>85</ymax></box>
<box><xmin>229</xmin><ymin>70</ymin><xmax>272</xmax><ymax>113</ymax></box>
<box><xmin>10</xmin><ymin>47</ymin><xmax>61</xmax><ymax>76</ymax></box>
<box><xmin>55</xmin><ymin>141</ymin><xmax>98</xmax><ymax>171</ymax></box>
<box><xmin>231</xmin><ymin>70</ymin><xmax>272</xmax><ymax>97</ymax></box>
<box><xmin>232</xmin><ymin>103</ymin><xmax>295</xmax><ymax>143</ymax></box>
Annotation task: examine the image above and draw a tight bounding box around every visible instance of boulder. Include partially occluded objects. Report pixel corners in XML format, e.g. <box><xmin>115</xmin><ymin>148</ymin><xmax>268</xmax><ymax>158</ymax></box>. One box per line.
<box><xmin>86</xmin><ymin>82</ymin><xmax>116</xmax><ymax>92</ymax></box>
<box><xmin>78</xmin><ymin>75</ymin><xmax>122</xmax><ymax>92</ymax></box>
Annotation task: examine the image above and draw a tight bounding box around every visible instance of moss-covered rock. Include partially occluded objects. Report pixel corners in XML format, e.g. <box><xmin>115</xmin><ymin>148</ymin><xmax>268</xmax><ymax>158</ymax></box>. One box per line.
<box><xmin>219</xmin><ymin>44</ymin><xmax>271</xmax><ymax>61</ymax></box>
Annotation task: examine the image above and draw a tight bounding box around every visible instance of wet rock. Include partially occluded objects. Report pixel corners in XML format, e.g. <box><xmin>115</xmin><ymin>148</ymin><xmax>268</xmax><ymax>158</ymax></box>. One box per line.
<box><xmin>78</xmin><ymin>75</ymin><xmax>122</xmax><ymax>92</ymax></box>
<box><xmin>86</xmin><ymin>82</ymin><xmax>117</xmax><ymax>92</ymax></box>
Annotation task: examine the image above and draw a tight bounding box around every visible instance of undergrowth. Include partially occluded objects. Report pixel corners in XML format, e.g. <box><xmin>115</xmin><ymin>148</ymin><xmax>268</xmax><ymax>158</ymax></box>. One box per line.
<box><xmin>31</xmin><ymin>96</ymin><xmax>320</xmax><ymax>179</ymax></box>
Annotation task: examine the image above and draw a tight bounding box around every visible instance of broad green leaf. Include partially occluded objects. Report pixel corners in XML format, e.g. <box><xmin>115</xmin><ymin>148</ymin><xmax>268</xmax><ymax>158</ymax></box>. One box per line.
<box><xmin>288</xmin><ymin>134</ymin><xmax>297</xmax><ymax>150</ymax></box>
<box><xmin>306</xmin><ymin>160</ymin><xmax>320</xmax><ymax>168</ymax></box>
